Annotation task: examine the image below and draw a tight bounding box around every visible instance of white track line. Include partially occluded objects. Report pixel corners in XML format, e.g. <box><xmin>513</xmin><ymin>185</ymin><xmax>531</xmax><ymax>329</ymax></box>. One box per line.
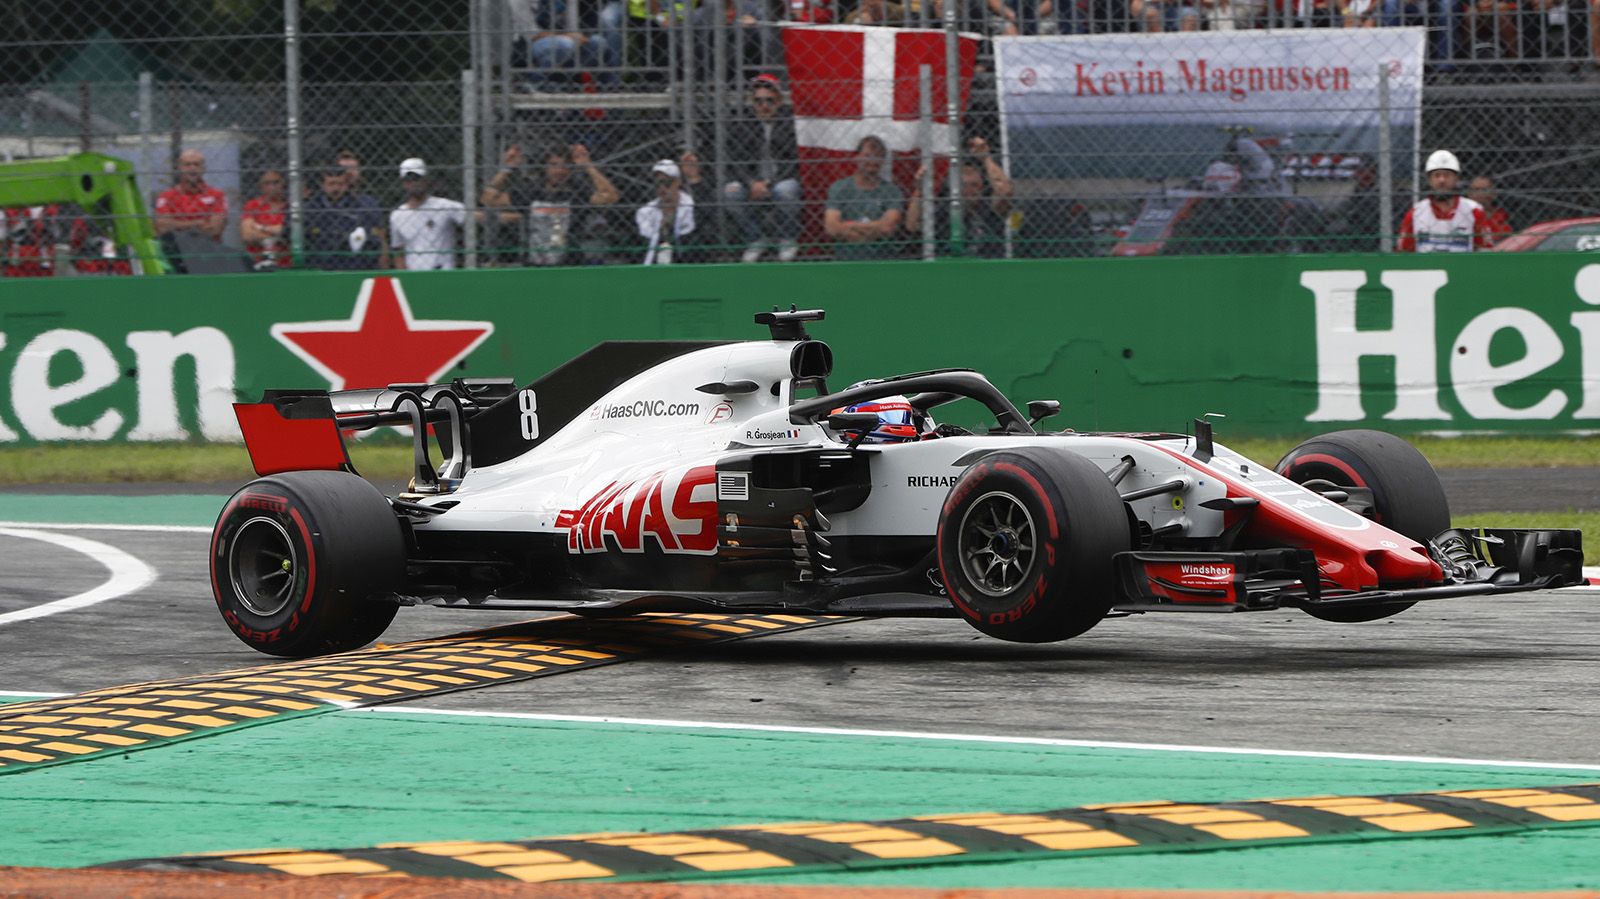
<box><xmin>353</xmin><ymin>706</ymin><xmax>1600</xmax><ymax>772</ymax></box>
<box><xmin>0</xmin><ymin>521</ymin><xmax>210</xmax><ymax>534</ymax></box>
<box><xmin>0</xmin><ymin>692</ymin><xmax>67</xmax><ymax>698</ymax></box>
<box><xmin>0</xmin><ymin>527</ymin><xmax>158</xmax><ymax>625</ymax></box>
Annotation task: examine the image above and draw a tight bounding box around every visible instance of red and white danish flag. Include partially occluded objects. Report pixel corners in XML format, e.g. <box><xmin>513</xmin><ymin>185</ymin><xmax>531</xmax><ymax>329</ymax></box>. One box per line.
<box><xmin>782</xmin><ymin>25</ymin><xmax>980</xmax><ymax>203</ymax></box>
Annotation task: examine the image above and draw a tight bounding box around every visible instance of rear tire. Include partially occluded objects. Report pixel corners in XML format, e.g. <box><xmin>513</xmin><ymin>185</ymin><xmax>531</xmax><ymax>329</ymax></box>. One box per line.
<box><xmin>211</xmin><ymin>470</ymin><xmax>404</xmax><ymax>657</ymax></box>
<box><xmin>1276</xmin><ymin>429</ymin><xmax>1450</xmax><ymax>623</ymax></box>
<box><xmin>937</xmin><ymin>448</ymin><xmax>1131</xmax><ymax>643</ymax></box>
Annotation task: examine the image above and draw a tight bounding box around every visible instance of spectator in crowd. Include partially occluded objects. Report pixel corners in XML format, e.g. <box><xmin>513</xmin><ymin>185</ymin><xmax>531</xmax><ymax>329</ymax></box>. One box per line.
<box><xmin>1340</xmin><ymin>0</ymin><xmax>1377</xmax><ymax>26</ymax></box>
<box><xmin>824</xmin><ymin>135</ymin><xmax>905</xmax><ymax>261</ymax></box>
<box><xmin>480</xmin><ymin>142</ymin><xmax>620</xmax><ymax>265</ymax></box>
<box><xmin>509</xmin><ymin>0</ymin><xmax>621</xmax><ymax>80</ymax></box>
<box><xmin>1382</xmin><ymin>0</ymin><xmax>1456</xmax><ymax>64</ymax></box>
<box><xmin>390</xmin><ymin>158</ymin><xmax>469</xmax><ymax>271</ymax></box>
<box><xmin>1129</xmin><ymin>0</ymin><xmax>1200</xmax><ymax>30</ymax></box>
<box><xmin>336</xmin><ymin>149</ymin><xmax>366</xmax><ymax>193</ymax></box>
<box><xmin>1397</xmin><ymin>149</ymin><xmax>1494</xmax><ymax>252</ymax></box>
<box><xmin>1467</xmin><ymin>0</ymin><xmax>1519</xmax><ymax>59</ymax></box>
<box><xmin>677</xmin><ymin>149</ymin><xmax>710</xmax><ymax>202</ymax></box>
<box><xmin>904</xmin><ymin>137</ymin><xmax>1014</xmax><ymax>257</ymax></box>
<box><xmin>336</xmin><ymin>149</ymin><xmax>389</xmax><ymax>254</ymax></box>
<box><xmin>636</xmin><ymin>159</ymin><xmax>698</xmax><ymax>265</ymax></box>
<box><xmin>724</xmin><ymin>75</ymin><xmax>802</xmax><ymax>263</ymax></box>
<box><xmin>303</xmin><ymin>165</ymin><xmax>386</xmax><ymax>269</ymax></box>
<box><xmin>154</xmin><ymin>149</ymin><xmax>226</xmax><ymax>242</ymax></box>
<box><xmin>1466</xmin><ymin>174</ymin><xmax>1513</xmax><ymax>238</ymax></box>
<box><xmin>732</xmin><ymin>0</ymin><xmax>785</xmax><ymax>71</ymax></box>
<box><xmin>241</xmin><ymin>169</ymin><xmax>290</xmax><ymax>271</ymax></box>
<box><xmin>845</xmin><ymin>0</ymin><xmax>910</xmax><ymax>24</ymax></box>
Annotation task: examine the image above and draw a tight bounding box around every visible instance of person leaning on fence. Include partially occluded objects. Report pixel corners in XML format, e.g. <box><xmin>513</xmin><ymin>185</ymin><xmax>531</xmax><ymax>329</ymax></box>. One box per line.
<box><xmin>154</xmin><ymin>150</ymin><xmax>226</xmax><ymax>243</ymax></box>
<box><xmin>1397</xmin><ymin>150</ymin><xmax>1495</xmax><ymax>253</ymax></box>
<box><xmin>825</xmin><ymin>135</ymin><xmax>905</xmax><ymax>262</ymax></box>
<box><xmin>389</xmin><ymin>158</ymin><xmax>469</xmax><ymax>271</ymax></box>
<box><xmin>637</xmin><ymin>159</ymin><xmax>699</xmax><ymax>265</ymax></box>
<box><xmin>904</xmin><ymin>137</ymin><xmax>1014</xmax><ymax>258</ymax></box>
<box><xmin>241</xmin><ymin>170</ymin><xmax>290</xmax><ymax>271</ymax></box>
<box><xmin>480</xmin><ymin>142</ymin><xmax>621</xmax><ymax>266</ymax></box>
<box><xmin>335</xmin><ymin>149</ymin><xmax>390</xmax><ymax>260</ymax></box>
<box><xmin>724</xmin><ymin>74</ymin><xmax>803</xmax><ymax>264</ymax></box>
<box><xmin>303</xmin><ymin>164</ymin><xmax>386</xmax><ymax>270</ymax></box>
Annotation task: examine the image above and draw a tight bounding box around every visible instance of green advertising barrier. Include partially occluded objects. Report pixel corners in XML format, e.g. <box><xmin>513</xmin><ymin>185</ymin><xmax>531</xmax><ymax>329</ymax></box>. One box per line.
<box><xmin>1</xmin><ymin>253</ymin><xmax>1597</xmax><ymax>444</ymax></box>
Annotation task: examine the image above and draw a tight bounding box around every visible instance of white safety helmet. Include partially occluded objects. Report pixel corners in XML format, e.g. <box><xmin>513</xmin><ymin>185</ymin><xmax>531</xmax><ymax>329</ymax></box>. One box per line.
<box><xmin>1425</xmin><ymin>149</ymin><xmax>1461</xmax><ymax>174</ymax></box>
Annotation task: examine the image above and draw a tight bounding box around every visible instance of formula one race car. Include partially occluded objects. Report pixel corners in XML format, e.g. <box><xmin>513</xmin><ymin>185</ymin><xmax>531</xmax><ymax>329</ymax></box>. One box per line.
<box><xmin>214</xmin><ymin>308</ymin><xmax>1585</xmax><ymax>657</ymax></box>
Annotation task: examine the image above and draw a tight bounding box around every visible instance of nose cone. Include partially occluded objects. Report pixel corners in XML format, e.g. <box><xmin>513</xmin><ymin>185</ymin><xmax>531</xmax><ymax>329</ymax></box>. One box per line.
<box><xmin>1365</xmin><ymin>544</ymin><xmax>1443</xmax><ymax>586</ymax></box>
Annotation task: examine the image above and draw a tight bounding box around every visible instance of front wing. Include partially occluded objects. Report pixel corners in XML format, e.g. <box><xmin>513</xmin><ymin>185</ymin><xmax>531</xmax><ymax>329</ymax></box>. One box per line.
<box><xmin>1116</xmin><ymin>527</ymin><xmax>1585</xmax><ymax>613</ymax></box>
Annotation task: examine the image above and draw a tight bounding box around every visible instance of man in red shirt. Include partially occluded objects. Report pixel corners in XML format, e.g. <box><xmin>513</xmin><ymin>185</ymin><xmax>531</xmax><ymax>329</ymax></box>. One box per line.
<box><xmin>1466</xmin><ymin>174</ymin><xmax>1513</xmax><ymax>241</ymax></box>
<box><xmin>154</xmin><ymin>149</ymin><xmax>226</xmax><ymax>241</ymax></box>
<box><xmin>240</xmin><ymin>169</ymin><xmax>290</xmax><ymax>270</ymax></box>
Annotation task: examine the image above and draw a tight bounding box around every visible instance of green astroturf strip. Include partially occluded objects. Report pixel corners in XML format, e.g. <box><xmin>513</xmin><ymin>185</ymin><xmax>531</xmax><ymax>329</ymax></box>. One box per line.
<box><xmin>1</xmin><ymin>708</ymin><xmax>1598</xmax><ymax>890</ymax></box>
<box><xmin>0</xmin><ymin>495</ymin><xmax>222</xmax><ymax>527</ymax></box>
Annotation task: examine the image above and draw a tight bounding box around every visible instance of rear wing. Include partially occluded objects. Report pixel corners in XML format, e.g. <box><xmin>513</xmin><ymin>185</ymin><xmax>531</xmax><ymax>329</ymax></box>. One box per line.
<box><xmin>233</xmin><ymin>379</ymin><xmax>519</xmax><ymax>491</ymax></box>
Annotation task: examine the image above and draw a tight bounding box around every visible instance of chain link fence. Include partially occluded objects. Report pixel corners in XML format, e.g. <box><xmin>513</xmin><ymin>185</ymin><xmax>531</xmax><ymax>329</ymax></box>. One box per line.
<box><xmin>2</xmin><ymin>0</ymin><xmax>1599</xmax><ymax>276</ymax></box>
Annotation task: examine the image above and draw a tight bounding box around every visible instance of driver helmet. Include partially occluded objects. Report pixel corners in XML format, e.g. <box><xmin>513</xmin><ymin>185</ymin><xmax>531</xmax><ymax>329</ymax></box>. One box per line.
<box><xmin>831</xmin><ymin>388</ymin><xmax>930</xmax><ymax>443</ymax></box>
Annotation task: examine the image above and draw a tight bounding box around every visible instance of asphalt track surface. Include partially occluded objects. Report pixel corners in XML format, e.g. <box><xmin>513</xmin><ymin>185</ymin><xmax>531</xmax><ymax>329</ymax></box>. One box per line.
<box><xmin>1</xmin><ymin>493</ymin><xmax>1597</xmax><ymax>762</ymax></box>
<box><xmin>3</xmin><ymin>470</ymin><xmax>1600</xmax><ymax>892</ymax></box>
<box><xmin>4</xmin><ymin>527</ymin><xmax>1598</xmax><ymax>761</ymax></box>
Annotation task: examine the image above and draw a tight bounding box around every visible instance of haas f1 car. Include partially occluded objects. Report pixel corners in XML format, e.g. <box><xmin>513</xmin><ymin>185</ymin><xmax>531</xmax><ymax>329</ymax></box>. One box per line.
<box><xmin>214</xmin><ymin>308</ymin><xmax>1585</xmax><ymax>657</ymax></box>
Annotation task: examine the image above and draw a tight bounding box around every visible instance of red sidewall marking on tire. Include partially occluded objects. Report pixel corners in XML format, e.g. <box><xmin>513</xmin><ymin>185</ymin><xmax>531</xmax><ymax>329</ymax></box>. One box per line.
<box><xmin>938</xmin><ymin>463</ymin><xmax>992</xmax><ymax>620</ymax></box>
<box><xmin>288</xmin><ymin>507</ymin><xmax>317</xmax><ymax>616</ymax></box>
<box><xmin>208</xmin><ymin>496</ymin><xmax>242</xmax><ymax>610</ymax></box>
<box><xmin>1288</xmin><ymin>452</ymin><xmax>1369</xmax><ymax>489</ymax></box>
<box><xmin>991</xmin><ymin>462</ymin><xmax>1059</xmax><ymax>540</ymax></box>
<box><xmin>941</xmin><ymin>460</ymin><xmax>1060</xmax><ymax>624</ymax></box>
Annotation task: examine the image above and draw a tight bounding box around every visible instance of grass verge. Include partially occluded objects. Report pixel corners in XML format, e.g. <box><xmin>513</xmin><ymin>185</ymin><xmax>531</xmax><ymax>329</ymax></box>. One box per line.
<box><xmin>1223</xmin><ymin>435</ymin><xmax>1600</xmax><ymax>470</ymax></box>
<box><xmin>0</xmin><ymin>442</ymin><xmax>417</xmax><ymax>485</ymax></box>
<box><xmin>0</xmin><ymin>435</ymin><xmax>1593</xmax><ymax>485</ymax></box>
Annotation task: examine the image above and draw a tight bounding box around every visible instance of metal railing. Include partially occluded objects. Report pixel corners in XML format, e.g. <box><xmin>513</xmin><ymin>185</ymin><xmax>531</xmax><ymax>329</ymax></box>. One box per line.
<box><xmin>2</xmin><ymin>0</ymin><xmax>1599</xmax><ymax>276</ymax></box>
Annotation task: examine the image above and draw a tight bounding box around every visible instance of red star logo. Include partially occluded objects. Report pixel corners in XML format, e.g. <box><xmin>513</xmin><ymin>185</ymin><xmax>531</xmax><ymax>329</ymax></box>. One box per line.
<box><xmin>271</xmin><ymin>277</ymin><xmax>494</xmax><ymax>390</ymax></box>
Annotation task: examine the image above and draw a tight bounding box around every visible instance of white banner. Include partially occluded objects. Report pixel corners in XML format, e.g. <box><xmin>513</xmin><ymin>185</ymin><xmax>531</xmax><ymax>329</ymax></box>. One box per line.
<box><xmin>995</xmin><ymin>29</ymin><xmax>1425</xmax><ymax>180</ymax></box>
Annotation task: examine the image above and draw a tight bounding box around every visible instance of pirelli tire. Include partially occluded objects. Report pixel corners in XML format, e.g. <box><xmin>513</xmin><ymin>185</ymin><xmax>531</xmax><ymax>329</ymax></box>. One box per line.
<box><xmin>937</xmin><ymin>448</ymin><xmax>1131</xmax><ymax>643</ymax></box>
<box><xmin>211</xmin><ymin>470</ymin><xmax>404</xmax><ymax>658</ymax></box>
<box><xmin>1276</xmin><ymin>429</ymin><xmax>1452</xmax><ymax>623</ymax></box>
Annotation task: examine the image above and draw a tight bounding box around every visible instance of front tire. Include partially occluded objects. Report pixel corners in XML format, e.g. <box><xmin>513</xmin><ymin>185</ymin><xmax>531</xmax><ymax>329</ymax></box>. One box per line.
<box><xmin>1276</xmin><ymin>429</ymin><xmax>1450</xmax><ymax>623</ymax></box>
<box><xmin>937</xmin><ymin>448</ymin><xmax>1131</xmax><ymax>643</ymax></box>
<box><xmin>211</xmin><ymin>470</ymin><xmax>404</xmax><ymax>657</ymax></box>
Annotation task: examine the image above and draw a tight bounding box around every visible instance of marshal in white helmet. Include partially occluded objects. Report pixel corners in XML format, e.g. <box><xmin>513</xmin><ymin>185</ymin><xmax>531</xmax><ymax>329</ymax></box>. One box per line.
<box><xmin>1397</xmin><ymin>148</ymin><xmax>1493</xmax><ymax>253</ymax></box>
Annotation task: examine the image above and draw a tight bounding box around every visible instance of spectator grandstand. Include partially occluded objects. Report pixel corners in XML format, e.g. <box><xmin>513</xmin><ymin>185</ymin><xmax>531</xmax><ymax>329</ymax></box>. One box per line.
<box><xmin>2</xmin><ymin>0</ymin><xmax>1599</xmax><ymax>272</ymax></box>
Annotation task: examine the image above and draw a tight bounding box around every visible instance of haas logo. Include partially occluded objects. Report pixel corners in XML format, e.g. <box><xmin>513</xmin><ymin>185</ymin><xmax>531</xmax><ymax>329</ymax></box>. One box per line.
<box><xmin>556</xmin><ymin>465</ymin><xmax>718</xmax><ymax>555</ymax></box>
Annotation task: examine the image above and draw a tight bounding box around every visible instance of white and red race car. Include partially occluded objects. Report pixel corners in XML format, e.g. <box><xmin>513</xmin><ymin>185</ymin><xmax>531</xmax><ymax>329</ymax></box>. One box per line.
<box><xmin>213</xmin><ymin>308</ymin><xmax>1584</xmax><ymax>657</ymax></box>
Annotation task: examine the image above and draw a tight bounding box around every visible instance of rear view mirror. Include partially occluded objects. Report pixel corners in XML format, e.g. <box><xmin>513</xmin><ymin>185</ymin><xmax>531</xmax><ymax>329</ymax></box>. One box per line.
<box><xmin>827</xmin><ymin>412</ymin><xmax>880</xmax><ymax>433</ymax></box>
<box><xmin>1026</xmin><ymin>400</ymin><xmax>1061</xmax><ymax>426</ymax></box>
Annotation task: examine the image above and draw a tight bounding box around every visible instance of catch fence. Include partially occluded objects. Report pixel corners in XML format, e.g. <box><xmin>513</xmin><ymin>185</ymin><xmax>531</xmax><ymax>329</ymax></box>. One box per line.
<box><xmin>2</xmin><ymin>0</ymin><xmax>1598</xmax><ymax>275</ymax></box>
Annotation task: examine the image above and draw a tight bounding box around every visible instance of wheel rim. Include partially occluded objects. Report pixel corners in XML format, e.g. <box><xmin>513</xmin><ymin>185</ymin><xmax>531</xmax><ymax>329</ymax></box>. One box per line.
<box><xmin>958</xmin><ymin>491</ymin><xmax>1037</xmax><ymax>597</ymax></box>
<box><xmin>229</xmin><ymin>516</ymin><xmax>298</xmax><ymax>617</ymax></box>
